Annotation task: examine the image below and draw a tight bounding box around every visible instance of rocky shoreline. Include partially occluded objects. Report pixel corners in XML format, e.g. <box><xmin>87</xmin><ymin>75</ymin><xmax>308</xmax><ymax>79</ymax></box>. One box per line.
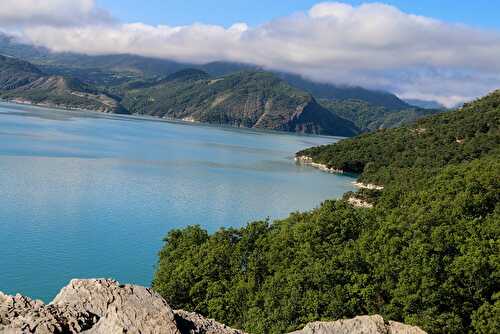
<box><xmin>294</xmin><ymin>156</ymin><xmax>345</xmax><ymax>174</ymax></box>
<box><xmin>0</xmin><ymin>279</ymin><xmax>426</xmax><ymax>334</ymax></box>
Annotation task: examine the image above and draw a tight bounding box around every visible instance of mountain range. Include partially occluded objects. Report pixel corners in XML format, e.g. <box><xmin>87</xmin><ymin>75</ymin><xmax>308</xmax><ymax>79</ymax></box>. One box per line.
<box><xmin>0</xmin><ymin>34</ymin><xmax>445</xmax><ymax>136</ymax></box>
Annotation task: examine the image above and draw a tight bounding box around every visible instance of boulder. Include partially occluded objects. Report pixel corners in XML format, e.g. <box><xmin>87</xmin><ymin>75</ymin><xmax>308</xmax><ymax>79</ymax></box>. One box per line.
<box><xmin>174</xmin><ymin>310</ymin><xmax>246</xmax><ymax>334</ymax></box>
<box><xmin>289</xmin><ymin>315</ymin><xmax>426</xmax><ymax>334</ymax></box>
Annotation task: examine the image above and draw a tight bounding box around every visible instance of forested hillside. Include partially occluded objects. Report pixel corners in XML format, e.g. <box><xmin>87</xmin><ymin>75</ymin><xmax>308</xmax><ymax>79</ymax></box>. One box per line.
<box><xmin>299</xmin><ymin>90</ymin><xmax>500</xmax><ymax>184</ymax></box>
<box><xmin>121</xmin><ymin>70</ymin><xmax>360</xmax><ymax>136</ymax></box>
<box><xmin>153</xmin><ymin>90</ymin><xmax>500</xmax><ymax>334</ymax></box>
<box><xmin>319</xmin><ymin>98</ymin><xmax>443</xmax><ymax>132</ymax></box>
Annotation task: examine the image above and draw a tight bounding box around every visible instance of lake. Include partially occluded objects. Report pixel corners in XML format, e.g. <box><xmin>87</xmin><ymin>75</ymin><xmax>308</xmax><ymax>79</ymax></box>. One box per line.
<box><xmin>0</xmin><ymin>102</ymin><xmax>355</xmax><ymax>302</ymax></box>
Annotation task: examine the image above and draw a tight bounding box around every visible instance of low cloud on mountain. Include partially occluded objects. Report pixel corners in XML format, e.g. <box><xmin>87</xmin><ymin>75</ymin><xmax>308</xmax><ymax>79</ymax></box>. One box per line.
<box><xmin>2</xmin><ymin>0</ymin><xmax>500</xmax><ymax>107</ymax></box>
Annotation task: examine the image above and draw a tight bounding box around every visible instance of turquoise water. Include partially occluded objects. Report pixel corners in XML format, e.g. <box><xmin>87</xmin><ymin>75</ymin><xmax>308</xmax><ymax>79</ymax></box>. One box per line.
<box><xmin>0</xmin><ymin>102</ymin><xmax>355</xmax><ymax>302</ymax></box>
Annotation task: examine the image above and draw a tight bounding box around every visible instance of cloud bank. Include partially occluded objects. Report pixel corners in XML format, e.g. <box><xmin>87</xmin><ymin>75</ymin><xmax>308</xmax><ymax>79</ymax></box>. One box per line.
<box><xmin>2</xmin><ymin>0</ymin><xmax>500</xmax><ymax>106</ymax></box>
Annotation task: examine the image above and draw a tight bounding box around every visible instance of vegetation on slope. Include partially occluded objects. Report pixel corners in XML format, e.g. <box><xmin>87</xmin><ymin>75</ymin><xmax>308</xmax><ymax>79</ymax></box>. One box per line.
<box><xmin>121</xmin><ymin>70</ymin><xmax>360</xmax><ymax>136</ymax></box>
<box><xmin>319</xmin><ymin>98</ymin><xmax>443</xmax><ymax>132</ymax></box>
<box><xmin>278</xmin><ymin>73</ymin><xmax>410</xmax><ymax>110</ymax></box>
<box><xmin>0</xmin><ymin>55</ymin><xmax>124</xmax><ymax>113</ymax></box>
<box><xmin>299</xmin><ymin>90</ymin><xmax>500</xmax><ymax>184</ymax></box>
<box><xmin>153</xmin><ymin>91</ymin><xmax>500</xmax><ymax>334</ymax></box>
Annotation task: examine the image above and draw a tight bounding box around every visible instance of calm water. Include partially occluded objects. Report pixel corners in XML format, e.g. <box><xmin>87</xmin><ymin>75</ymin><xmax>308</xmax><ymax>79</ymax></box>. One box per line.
<box><xmin>0</xmin><ymin>102</ymin><xmax>355</xmax><ymax>302</ymax></box>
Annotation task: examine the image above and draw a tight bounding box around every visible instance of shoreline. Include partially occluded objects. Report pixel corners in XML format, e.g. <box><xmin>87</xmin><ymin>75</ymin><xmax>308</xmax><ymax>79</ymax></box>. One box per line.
<box><xmin>0</xmin><ymin>98</ymin><xmax>344</xmax><ymax>140</ymax></box>
<box><xmin>294</xmin><ymin>155</ymin><xmax>345</xmax><ymax>174</ymax></box>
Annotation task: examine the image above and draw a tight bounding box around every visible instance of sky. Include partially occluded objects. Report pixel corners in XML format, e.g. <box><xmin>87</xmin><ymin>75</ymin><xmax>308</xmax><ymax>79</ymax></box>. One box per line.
<box><xmin>1</xmin><ymin>0</ymin><xmax>500</xmax><ymax>106</ymax></box>
<box><xmin>97</xmin><ymin>0</ymin><xmax>500</xmax><ymax>30</ymax></box>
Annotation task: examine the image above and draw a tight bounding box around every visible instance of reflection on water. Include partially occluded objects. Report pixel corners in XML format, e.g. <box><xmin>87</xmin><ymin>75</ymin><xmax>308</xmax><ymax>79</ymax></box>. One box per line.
<box><xmin>0</xmin><ymin>102</ymin><xmax>355</xmax><ymax>301</ymax></box>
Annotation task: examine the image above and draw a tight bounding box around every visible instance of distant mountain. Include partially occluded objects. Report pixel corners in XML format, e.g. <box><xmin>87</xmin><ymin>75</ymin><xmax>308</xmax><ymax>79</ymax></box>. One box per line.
<box><xmin>277</xmin><ymin>73</ymin><xmax>410</xmax><ymax>110</ymax></box>
<box><xmin>405</xmin><ymin>99</ymin><xmax>446</xmax><ymax>109</ymax></box>
<box><xmin>0</xmin><ymin>55</ymin><xmax>124</xmax><ymax>113</ymax></box>
<box><xmin>121</xmin><ymin>70</ymin><xmax>360</xmax><ymax>136</ymax></box>
<box><xmin>0</xmin><ymin>33</ymin><xmax>409</xmax><ymax>111</ymax></box>
<box><xmin>319</xmin><ymin>98</ymin><xmax>444</xmax><ymax>132</ymax></box>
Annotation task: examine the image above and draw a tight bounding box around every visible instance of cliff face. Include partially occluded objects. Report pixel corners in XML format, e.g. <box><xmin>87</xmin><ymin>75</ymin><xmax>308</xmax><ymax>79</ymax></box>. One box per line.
<box><xmin>0</xmin><ymin>279</ymin><xmax>426</xmax><ymax>334</ymax></box>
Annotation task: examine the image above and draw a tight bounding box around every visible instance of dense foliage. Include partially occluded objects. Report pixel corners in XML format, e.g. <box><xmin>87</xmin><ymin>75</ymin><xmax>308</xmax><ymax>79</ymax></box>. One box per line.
<box><xmin>319</xmin><ymin>98</ymin><xmax>443</xmax><ymax>132</ymax></box>
<box><xmin>153</xmin><ymin>91</ymin><xmax>500</xmax><ymax>333</ymax></box>
<box><xmin>299</xmin><ymin>90</ymin><xmax>500</xmax><ymax>184</ymax></box>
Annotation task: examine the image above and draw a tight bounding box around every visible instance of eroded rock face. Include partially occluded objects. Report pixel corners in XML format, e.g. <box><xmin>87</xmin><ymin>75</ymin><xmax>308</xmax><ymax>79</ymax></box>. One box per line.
<box><xmin>0</xmin><ymin>291</ymin><xmax>97</xmax><ymax>333</ymax></box>
<box><xmin>0</xmin><ymin>279</ymin><xmax>241</xmax><ymax>334</ymax></box>
<box><xmin>289</xmin><ymin>315</ymin><xmax>427</xmax><ymax>334</ymax></box>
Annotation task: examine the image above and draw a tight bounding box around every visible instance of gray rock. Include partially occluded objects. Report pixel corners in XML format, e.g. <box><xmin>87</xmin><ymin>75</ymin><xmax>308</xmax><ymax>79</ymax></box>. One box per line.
<box><xmin>289</xmin><ymin>315</ymin><xmax>427</xmax><ymax>334</ymax></box>
<box><xmin>174</xmin><ymin>309</ymin><xmax>246</xmax><ymax>334</ymax></box>
<box><xmin>0</xmin><ymin>279</ymin><xmax>243</xmax><ymax>334</ymax></box>
<box><xmin>51</xmin><ymin>279</ymin><xmax>180</xmax><ymax>334</ymax></box>
<box><xmin>0</xmin><ymin>291</ymin><xmax>97</xmax><ymax>333</ymax></box>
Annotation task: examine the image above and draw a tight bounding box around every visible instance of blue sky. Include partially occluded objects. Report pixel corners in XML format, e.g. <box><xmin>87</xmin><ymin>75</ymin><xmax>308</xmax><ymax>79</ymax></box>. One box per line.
<box><xmin>97</xmin><ymin>0</ymin><xmax>500</xmax><ymax>29</ymax></box>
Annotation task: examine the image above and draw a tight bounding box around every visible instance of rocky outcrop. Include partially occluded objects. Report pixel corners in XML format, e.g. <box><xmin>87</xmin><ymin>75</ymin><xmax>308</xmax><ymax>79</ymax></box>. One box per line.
<box><xmin>174</xmin><ymin>310</ymin><xmax>245</xmax><ymax>334</ymax></box>
<box><xmin>0</xmin><ymin>280</ymin><xmax>426</xmax><ymax>334</ymax></box>
<box><xmin>0</xmin><ymin>279</ymin><xmax>242</xmax><ymax>334</ymax></box>
<box><xmin>290</xmin><ymin>315</ymin><xmax>426</xmax><ymax>334</ymax></box>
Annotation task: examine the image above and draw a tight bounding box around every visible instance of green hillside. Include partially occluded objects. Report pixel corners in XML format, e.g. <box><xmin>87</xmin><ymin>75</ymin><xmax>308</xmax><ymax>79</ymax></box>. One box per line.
<box><xmin>0</xmin><ymin>55</ymin><xmax>125</xmax><ymax>113</ymax></box>
<box><xmin>121</xmin><ymin>70</ymin><xmax>360</xmax><ymax>136</ymax></box>
<box><xmin>299</xmin><ymin>90</ymin><xmax>500</xmax><ymax>184</ymax></box>
<box><xmin>319</xmin><ymin>98</ymin><xmax>443</xmax><ymax>132</ymax></box>
<box><xmin>153</xmin><ymin>90</ymin><xmax>500</xmax><ymax>334</ymax></box>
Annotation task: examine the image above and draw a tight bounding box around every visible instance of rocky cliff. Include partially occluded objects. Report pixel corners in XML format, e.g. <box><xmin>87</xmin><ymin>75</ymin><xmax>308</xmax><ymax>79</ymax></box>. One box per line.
<box><xmin>0</xmin><ymin>279</ymin><xmax>426</xmax><ymax>334</ymax></box>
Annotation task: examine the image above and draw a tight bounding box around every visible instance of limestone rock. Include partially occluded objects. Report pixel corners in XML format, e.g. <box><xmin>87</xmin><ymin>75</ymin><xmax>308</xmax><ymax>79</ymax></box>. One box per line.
<box><xmin>0</xmin><ymin>291</ymin><xmax>97</xmax><ymax>333</ymax></box>
<box><xmin>0</xmin><ymin>279</ymin><xmax>243</xmax><ymax>334</ymax></box>
<box><xmin>51</xmin><ymin>279</ymin><xmax>180</xmax><ymax>334</ymax></box>
<box><xmin>174</xmin><ymin>309</ymin><xmax>246</xmax><ymax>334</ymax></box>
<box><xmin>289</xmin><ymin>315</ymin><xmax>427</xmax><ymax>334</ymax></box>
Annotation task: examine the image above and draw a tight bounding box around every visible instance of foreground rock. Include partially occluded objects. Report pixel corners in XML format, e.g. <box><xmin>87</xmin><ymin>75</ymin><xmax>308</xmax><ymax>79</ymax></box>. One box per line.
<box><xmin>0</xmin><ymin>279</ymin><xmax>426</xmax><ymax>333</ymax></box>
<box><xmin>291</xmin><ymin>315</ymin><xmax>426</xmax><ymax>334</ymax></box>
<box><xmin>0</xmin><ymin>279</ymin><xmax>241</xmax><ymax>334</ymax></box>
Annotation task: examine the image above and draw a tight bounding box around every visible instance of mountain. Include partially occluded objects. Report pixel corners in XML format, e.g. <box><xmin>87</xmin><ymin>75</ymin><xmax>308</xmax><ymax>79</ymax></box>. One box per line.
<box><xmin>0</xmin><ymin>55</ymin><xmax>124</xmax><ymax>113</ymax></box>
<box><xmin>405</xmin><ymin>99</ymin><xmax>446</xmax><ymax>109</ymax></box>
<box><xmin>121</xmin><ymin>70</ymin><xmax>360</xmax><ymax>136</ymax></box>
<box><xmin>154</xmin><ymin>90</ymin><xmax>499</xmax><ymax>334</ymax></box>
<box><xmin>319</xmin><ymin>98</ymin><xmax>444</xmax><ymax>132</ymax></box>
<box><xmin>0</xmin><ymin>33</ymin><xmax>409</xmax><ymax>110</ymax></box>
<box><xmin>277</xmin><ymin>73</ymin><xmax>410</xmax><ymax>109</ymax></box>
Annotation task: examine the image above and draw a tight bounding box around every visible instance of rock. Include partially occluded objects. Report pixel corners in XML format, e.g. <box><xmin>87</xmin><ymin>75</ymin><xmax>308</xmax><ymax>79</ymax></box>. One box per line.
<box><xmin>0</xmin><ymin>279</ymin><xmax>241</xmax><ymax>334</ymax></box>
<box><xmin>289</xmin><ymin>315</ymin><xmax>427</xmax><ymax>334</ymax></box>
<box><xmin>174</xmin><ymin>310</ymin><xmax>246</xmax><ymax>334</ymax></box>
<box><xmin>51</xmin><ymin>279</ymin><xmax>180</xmax><ymax>334</ymax></box>
<box><xmin>0</xmin><ymin>291</ymin><xmax>97</xmax><ymax>333</ymax></box>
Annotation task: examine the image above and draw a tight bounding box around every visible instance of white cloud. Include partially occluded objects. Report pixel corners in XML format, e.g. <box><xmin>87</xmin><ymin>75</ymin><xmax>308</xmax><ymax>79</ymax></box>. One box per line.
<box><xmin>2</xmin><ymin>1</ymin><xmax>500</xmax><ymax>106</ymax></box>
<box><xmin>0</xmin><ymin>0</ymin><xmax>112</xmax><ymax>27</ymax></box>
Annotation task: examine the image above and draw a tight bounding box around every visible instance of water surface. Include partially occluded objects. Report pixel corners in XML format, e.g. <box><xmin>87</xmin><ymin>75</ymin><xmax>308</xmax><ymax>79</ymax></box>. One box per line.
<box><xmin>0</xmin><ymin>102</ymin><xmax>355</xmax><ymax>301</ymax></box>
